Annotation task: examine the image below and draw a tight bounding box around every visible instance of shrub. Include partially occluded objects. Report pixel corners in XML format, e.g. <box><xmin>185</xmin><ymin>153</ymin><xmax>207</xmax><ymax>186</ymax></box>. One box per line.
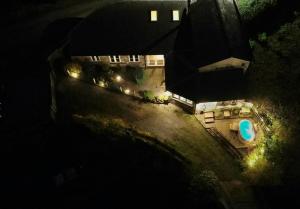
<box><xmin>156</xmin><ymin>95</ymin><xmax>170</xmax><ymax>104</ymax></box>
<box><xmin>190</xmin><ymin>170</ymin><xmax>219</xmax><ymax>192</ymax></box>
<box><xmin>237</xmin><ymin>0</ymin><xmax>279</xmax><ymax>21</ymax></box>
<box><xmin>126</xmin><ymin>65</ymin><xmax>146</xmax><ymax>85</ymax></box>
<box><xmin>258</xmin><ymin>32</ymin><xmax>268</xmax><ymax>42</ymax></box>
<box><xmin>93</xmin><ymin>64</ymin><xmax>113</xmax><ymax>82</ymax></box>
<box><xmin>142</xmin><ymin>90</ymin><xmax>155</xmax><ymax>102</ymax></box>
<box><xmin>142</xmin><ymin>91</ymin><xmax>170</xmax><ymax>104</ymax></box>
<box><xmin>249</xmin><ymin>39</ymin><xmax>256</xmax><ymax>48</ymax></box>
<box><xmin>110</xmin><ymin>64</ymin><xmax>124</xmax><ymax>75</ymax></box>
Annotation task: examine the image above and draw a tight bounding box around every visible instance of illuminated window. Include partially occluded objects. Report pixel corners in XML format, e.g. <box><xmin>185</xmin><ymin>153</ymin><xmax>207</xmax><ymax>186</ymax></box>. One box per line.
<box><xmin>150</xmin><ymin>10</ymin><xmax>158</xmax><ymax>21</ymax></box>
<box><xmin>129</xmin><ymin>55</ymin><xmax>140</xmax><ymax>62</ymax></box>
<box><xmin>187</xmin><ymin>99</ymin><xmax>193</xmax><ymax>105</ymax></box>
<box><xmin>90</xmin><ymin>56</ymin><xmax>100</xmax><ymax>62</ymax></box>
<box><xmin>148</xmin><ymin>60</ymin><xmax>156</xmax><ymax>66</ymax></box>
<box><xmin>156</xmin><ymin>59</ymin><xmax>164</xmax><ymax>66</ymax></box>
<box><xmin>146</xmin><ymin>55</ymin><xmax>165</xmax><ymax>66</ymax></box>
<box><xmin>173</xmin><ymin>94</ymin><xmax>179</xmax><ymax>99</ymax></box>
<box><xmin>180</xmin><ymin>96</ymin><xmax>187</xmax><ymax>102</ymax></box>
<box><xmin>109</xmin><ymin>55</ymin><xmax>121</xmax><ymax>63</ymax></box>
<box><xmin>172</xmin><ymin>10</ymin><xmax>180</xmax><ymax>21</ymax></box>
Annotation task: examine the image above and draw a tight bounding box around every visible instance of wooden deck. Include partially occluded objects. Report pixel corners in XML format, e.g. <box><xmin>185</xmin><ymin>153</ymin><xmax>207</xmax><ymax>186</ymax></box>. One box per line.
<box><xmin>195</xmin><ymin>112</ymin><xmax>263</xmax><ymax>158</ymax></box>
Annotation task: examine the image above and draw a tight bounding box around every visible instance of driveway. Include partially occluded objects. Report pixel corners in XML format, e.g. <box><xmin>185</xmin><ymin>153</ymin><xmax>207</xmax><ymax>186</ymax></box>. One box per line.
<box><xmin>57</xmin><ymin>77</ymin><xmax>242</xmax><ymax>181</ymax></box>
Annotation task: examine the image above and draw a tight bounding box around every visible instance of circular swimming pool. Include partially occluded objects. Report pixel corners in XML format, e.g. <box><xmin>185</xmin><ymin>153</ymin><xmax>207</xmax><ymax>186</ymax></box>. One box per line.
<box><xmin>239</xmin><ymin>119</ymin><xmax>255</xmax><ymax>142</ymax></box>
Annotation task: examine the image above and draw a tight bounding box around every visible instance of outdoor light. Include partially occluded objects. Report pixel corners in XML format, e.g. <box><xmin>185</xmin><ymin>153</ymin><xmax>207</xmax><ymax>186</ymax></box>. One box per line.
<box><xmin>116</xmin><ymin>75</ymin><xmax>122</xmax><ymax>82</ymax></box>
<box><xmin>99</xmin><ymin>81</ymin><xmax>105</xmax><ymax>87</ymax></box>
<box><xmin>124</xmin><ymin>88</ymin><xmax>130</xmax><ymax>95</ymax></box>
<box><xmin>260</xmin><ymin>147</ymin><xmax>265</xmax><ymax>155</ymax></box>
<box><xmin>247</xmin><ymin>155</ymin><xmax>259</xmax><ymax>168</ymax></box>
<box><xmin>65</xmin><ymin>62</ymin><xmax>82</xmax><ymax>79</ymax></box>
<box><xmin>68</xmin><ymin>71</ymin><xmax>79</xmax><ymax>79</ymax></box>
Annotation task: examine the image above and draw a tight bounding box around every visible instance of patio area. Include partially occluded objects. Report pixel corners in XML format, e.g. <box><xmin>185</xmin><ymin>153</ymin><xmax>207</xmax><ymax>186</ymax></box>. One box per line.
<box><xmin>85</xmin><ymin>63</ymin><xmax>166</xmax><ymax>99</ymax></box>
<box><xmin>195</xmin><ymin>101</ymin><xmax>264</xmax><ymax>157</ymax></box>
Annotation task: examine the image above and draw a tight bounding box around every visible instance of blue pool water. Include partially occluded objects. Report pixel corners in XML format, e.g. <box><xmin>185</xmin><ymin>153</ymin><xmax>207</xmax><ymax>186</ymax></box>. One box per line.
<box><xmin>239</xmin><ymin>119</ymin><xmax>255</xmax><ymax>142</ymax></box>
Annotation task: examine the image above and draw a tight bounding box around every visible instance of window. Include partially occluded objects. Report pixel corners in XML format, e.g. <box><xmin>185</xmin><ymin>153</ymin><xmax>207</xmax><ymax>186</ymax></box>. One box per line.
<box><xmin>90</xmin><ymin>56</ymin><xmax>100</xmax><ymax>62</ymax></box>
<box><xmin>180</xmin><ymin>96</ymin><xmax>187</xmax><ymax>102</ymax></box>
<box><xmin>173</xmin><ymin>94</ymin><xmax>179</xmax><ymax>99</ymax></box>
<box><xmin>187</xmin><ymin>99</ymin><xmax>193</xmax><ymax>105</ymax></box>
<box><xmin>156</xmin><ymin>59</ymin><xmax>164</xmax><ymax>66</ymax></box>
<box><xmin>172</xmin><ymin>10</ymin><xmax>180</xmax><ymax>21</ymax></box>
<box><xmin>109</xmin><ymin>55</ymin><xmax>121</xmax><ymax>63</ymax></box>
<box><xmin>146</xmin><ymin>55</ymin><xmax>165</xmax><ymax>66</ymax></box>
<box><xmin>129</xmin><ymin>55</ymin><xmax>140</xmax><ymax>62</ymax></box>
<box><xmin>148</xmin><ymin>60</ymin><xmax>156</xmax><ymax>66</ymax></box>
<box><xmin>150</xmin><ymin>10</ymin><xmax>158</xmax><ymax>21</ymax></box>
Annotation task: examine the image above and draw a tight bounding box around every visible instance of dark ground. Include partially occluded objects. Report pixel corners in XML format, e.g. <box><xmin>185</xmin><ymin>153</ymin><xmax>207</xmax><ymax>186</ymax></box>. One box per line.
<box><xmin>2</xmin><ymin>121</ymin><xmax>222</xmax><ymax>209</ymax></box>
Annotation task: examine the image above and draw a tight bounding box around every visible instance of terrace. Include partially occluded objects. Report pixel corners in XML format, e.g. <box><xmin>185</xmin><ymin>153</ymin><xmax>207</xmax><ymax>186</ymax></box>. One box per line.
<box><xmin>195</xmin><ymin>100</ymin><xmax>266</xmax><ymax>157</ymax></box>
<box><xmin>65</xmin><ymin>59</ymin><xmax>168</xmax><ymax>103</ymax></box>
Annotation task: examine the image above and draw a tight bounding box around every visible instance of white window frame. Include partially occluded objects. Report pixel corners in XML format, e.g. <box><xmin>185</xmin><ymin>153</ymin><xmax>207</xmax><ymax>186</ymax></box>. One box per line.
<box><xmin>187</xmin><ymin>99</ymin><xmax>193</xmax><ymax>105</ymax></box>
<box><xmin>150</xmin><ymin>10</ymin><xmax>158</xmax><ymax>22</ymax></box>
<box><xmin>172</xmin><ymin>10</ymin><xmax>180</xmax><ymax>21</ymax></box>
<box><xmin>109</xmin><ymin>55</ymin><xmax>121</xmax><ymax>63</ymax></box>
<box><xmin>173</xmin><ymin>94</ymin><xmax>179</xmax><ymax>99</ymax></box>
<box><xmin>147</xmin><ymin>60</ymin><xmax>156</xmax><ymax>66</ymax></box>
<box><xmin>147</xmin><ymin>59</ymin><xmax>164</xmax><ymax>66</ymax></box>
<box><xmin>129</xmin><ymin>55</ymin><xmax>140</xmax><ymax>62</ymax></box>
<box><xmin>172</xmin><ymin>94</ymin><xmax>193</xmax><ymax>106</ymax></box>
<box><xmin>180</xmin><ymin>96</ymin><xmax>187</xmax><ymax>102</ymax></box>
<box><xmin>156</xmin><ymin>59</ymin><xmax>165</xmax><ymax>66</ymax></box>
<box><xmin>90</xmin><ymin>56</ymin><xmax>101</xmax><ymax>62</ymax></box>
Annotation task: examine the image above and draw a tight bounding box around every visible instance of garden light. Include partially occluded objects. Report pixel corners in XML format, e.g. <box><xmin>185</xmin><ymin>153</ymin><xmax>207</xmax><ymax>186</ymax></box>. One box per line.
<box><xmin>65</xmin><ymin>62</ymin><xmax>82</xmax><ymax>79</ymax></box>
<box><xmin>68</xmin><ymin>70</ymin><xmax>79</xmax><ymax>79</ymax></box>
<box><xmin>116</xmin><ymin>75</ymin><xmax>122</xmax><ymax>82</ymax></box>
<box><xmin>124</xmin><ymin>88</ymin><xmax>130</xmax><ymax>95</ymax></box>
<box><xmin>99</xmin><ymin>81</ymin><xmax>105</xmax><ymax>87</ymax></box>
<box><xmin>247</xmin><ymin>155</ymin><xmax>257</xmax><ymax>168</ymax></box>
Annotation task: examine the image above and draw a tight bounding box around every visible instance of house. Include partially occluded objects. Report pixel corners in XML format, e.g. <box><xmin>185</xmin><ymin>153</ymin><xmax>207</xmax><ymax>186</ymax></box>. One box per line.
<box><xmin>65</xmin><ymin>0</ymin><xmax>251</xmax><ymax>113</ymax></box>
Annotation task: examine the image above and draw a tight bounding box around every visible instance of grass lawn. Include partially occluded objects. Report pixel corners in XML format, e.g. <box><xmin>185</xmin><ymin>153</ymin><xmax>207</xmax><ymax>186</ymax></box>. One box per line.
<box><xmin>57</xmin><ymin>76</ymin><xmax>242</xmax><ymax>181</ymax></box>
<box><xmin>52</xmin><ymin>76</ymin><xmax>261</xmax><ymax>208</ymax></box>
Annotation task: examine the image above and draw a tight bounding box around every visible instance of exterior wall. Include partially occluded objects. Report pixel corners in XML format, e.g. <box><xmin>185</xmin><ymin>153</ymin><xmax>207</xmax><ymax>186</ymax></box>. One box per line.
<box><xmin>146</xmin><ymin>55</ymin><xmax>165</xmax><ymax>67</ymax></box>
<box><xmin>169</xmin><ymin>92</ymin><xmax>195</xmax><ymax>113</ymax></box>
<box><xmin>71</xmin><ymin>55</ymin><xmax>146</xmax><ymax>68</ymax></box>
<box><xmin>198</xmin><ymin>57</ymin><xmax>250</xmax><ymax>73</ymax></box>
<box><xmin>71</xmin><ymin>55</ymin><xmax>166</xmax><ymax>68</ymax></box>
<box><xmin>171</xmin><ymin>93</ymin><xmax>194</xmax><ymax>107</ymax></box>
<box><xmin>195</xmin><ymin>102</ymin><xmax>218</xmax><ymax>114</ymax></box>
<box><xmin>71</xmin><ymin>56</ymin><xmax>93</xmax><ymax>62</ymax></box>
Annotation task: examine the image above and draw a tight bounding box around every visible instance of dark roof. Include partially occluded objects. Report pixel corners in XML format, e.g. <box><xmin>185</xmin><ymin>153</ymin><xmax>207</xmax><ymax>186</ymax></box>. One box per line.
<box><xmin>184</xmin><ymin>0</ymin><xmax>251</xmax><ymax>67</ymax></box>
<box><xmin>68</xmin><ymin>0</ymin><xmax>251</xmax><ymax>102</ymax></box>
<box><xmin>68</xmin><ymin>0</ymin><xmax>251</xmax><ymax>65</ymax></box>
<box><xmin>165</xmin><ymin>52</ymin><xmax>247</xmax><ymax>102</ymax></box>
<box><xmin>68</xmin><ymin>1</ymin><xmax>187</xmax><ymax>55</ymax></box>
